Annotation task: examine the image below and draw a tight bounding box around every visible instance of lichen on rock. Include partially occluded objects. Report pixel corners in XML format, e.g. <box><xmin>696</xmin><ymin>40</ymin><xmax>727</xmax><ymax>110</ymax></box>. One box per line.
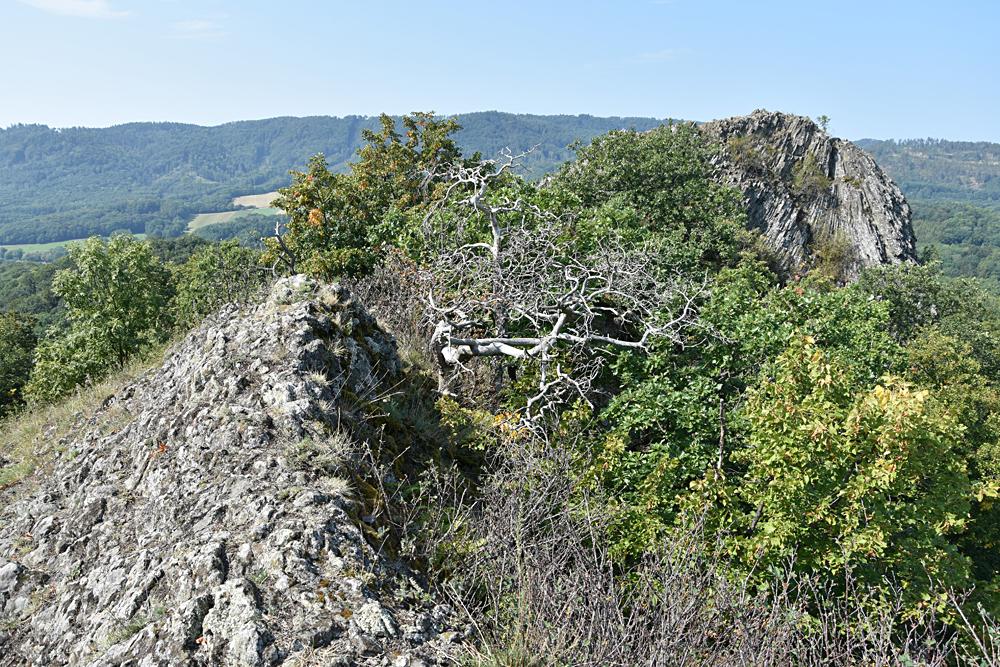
<box><xmin>0</xmin><ymin>276</ymin><xmax>458</xmax><ymax>666</ymax></box>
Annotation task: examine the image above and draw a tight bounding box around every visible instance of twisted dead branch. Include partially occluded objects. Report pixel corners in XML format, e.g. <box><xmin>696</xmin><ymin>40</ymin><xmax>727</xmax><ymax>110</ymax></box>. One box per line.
<box><xmin>424</xmin><ymin>149</ymin><xmax>705</xmax><ymax>417</ymax></box>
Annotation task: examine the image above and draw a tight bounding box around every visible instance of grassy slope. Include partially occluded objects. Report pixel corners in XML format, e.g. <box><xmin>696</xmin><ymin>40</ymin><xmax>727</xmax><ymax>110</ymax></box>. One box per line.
<box><xmin>187</xmin><ymin>208</ymin><xmax>281</xmax><ymax>231</ymax></box>
<box><xmin>0</xmin><ymin>347</ymin><xmax>166</xmax><ymax>498</ymax></box>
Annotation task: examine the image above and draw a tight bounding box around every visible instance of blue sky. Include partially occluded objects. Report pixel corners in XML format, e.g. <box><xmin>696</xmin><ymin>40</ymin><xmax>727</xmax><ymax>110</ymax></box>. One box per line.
<box><xmin>1</xmin><ymin>0</ymin><xmax>997</xmax><ymax>141</ymax></box>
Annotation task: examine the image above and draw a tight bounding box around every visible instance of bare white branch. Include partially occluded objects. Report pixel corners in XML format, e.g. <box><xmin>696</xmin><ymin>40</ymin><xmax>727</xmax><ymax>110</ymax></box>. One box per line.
<box><xmin>423</xmin><ymin>152</ymin><xmax>706</xmax><ymax>418</ymax></box>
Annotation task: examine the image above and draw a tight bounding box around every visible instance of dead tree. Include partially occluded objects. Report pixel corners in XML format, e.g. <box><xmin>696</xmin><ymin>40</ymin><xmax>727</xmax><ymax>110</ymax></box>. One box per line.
<box><xmin>266</xmin><ymin>216</ymin><xmax>297</xmax><ymax>275</ymax></box>
<box><xmin>424</xmin><ymin>150</ymin><xmax>705</xmax><ymax>418</ymax></box>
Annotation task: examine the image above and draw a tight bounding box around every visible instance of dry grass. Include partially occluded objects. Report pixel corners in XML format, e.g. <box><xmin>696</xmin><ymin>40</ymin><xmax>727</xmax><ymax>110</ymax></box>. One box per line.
<box><xmin>232</xmin><ymin>192</ymin><xmax>279</xmax><ymax>208</ymax></box>
<box><xmin>410</xmin><ymin>434</ymin><xmax>1000</xmax><ymax>667</ymax></box>
<box><xmin>810</xmin><ymin>227</ymin><xmax>857</xmax><ymax>284</ymax></box>
<box><xmin>186</xmin><ymin>207</ymin><xmax>282</xmax><ymax>232</ymax></box>
<box><xmin>350</xmin><ymin>251</ymin><xmax>436</xmax><ymax>372</ymax></box>
<box><xmin>0</xmin><ymin>348</ymin><xmax>165</xmax><ymax>493</ymax></box>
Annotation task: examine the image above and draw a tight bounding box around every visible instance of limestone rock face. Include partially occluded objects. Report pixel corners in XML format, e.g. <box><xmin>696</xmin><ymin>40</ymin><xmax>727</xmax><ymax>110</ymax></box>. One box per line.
<box><xmin>0</xmin><ymin>276</ymin><xmax>457</xmax><ymax>667</ymax></box>
<box><xmin>702</xmin><ymin>110</ymin><xmax>917</xmax><ymax>280</ymax></box>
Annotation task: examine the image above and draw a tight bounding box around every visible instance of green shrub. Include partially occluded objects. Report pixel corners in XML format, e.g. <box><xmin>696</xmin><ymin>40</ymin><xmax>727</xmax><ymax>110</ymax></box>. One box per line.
<box><xmin>810</xmin><ymin>228</ymin><xmax>856</xmax><ymax>282</ymax></box>
<box><xmin>727</xmin><ymin>134</ymin><xmax>767</xmax><ymax>172</ymax></box>
<box><xmin>25</xmin><ymin>235</ymin><xmax>172</xmax><ymax>403</ymax></box>
<box><xmin>0</xmin><ymin>312</ymin><xmax>37</xmax><ymax>417</ymax></box>
<box><xmin>172</xmin><ymin>240</ymin><xmax>269</xmax><ymax>328</ymax></box>
<box><xmin>792</xmin><ymin>153</ymin><xmax>833</xmax><ymax>198</ymax></box>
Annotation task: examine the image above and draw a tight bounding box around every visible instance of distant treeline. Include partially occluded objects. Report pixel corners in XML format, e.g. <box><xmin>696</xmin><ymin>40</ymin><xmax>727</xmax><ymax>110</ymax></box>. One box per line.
<box><xmin>855</xmin><ymin>137</ymin><xmax>1000</xmax><ymax>286</ymax></box>
<box><xmin>0</xmin><ymin>113</ymin><xmax>666</xmax><ymax>245</ymax></box>
<box><xmin>858</xmin><ymin>137</ymin><xmax>1000</xmax><ymax>209</ymax></box>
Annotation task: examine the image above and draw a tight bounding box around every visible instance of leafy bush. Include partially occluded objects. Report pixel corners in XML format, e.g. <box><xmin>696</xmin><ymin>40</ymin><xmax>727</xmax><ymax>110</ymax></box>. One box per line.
<box><xmin>727</xmin><ymin>133</ymin><xmax>767</xmax><ymax>172</ymax></box>
<box><xmin>0</xmin><ymin>312</ymin><xmax>37</xmax><ymax>416</ymax></box>
<box><xmin>25</xmin><ymin>235</ymin><xmax>172</xmax><ymax>402</ymax></box>
<box><xmin>264</xmin><ymin>113</ymin><xmax>466</xmax><ymax>279</ymax></box>
<box><xmin>171</xmin><ymin>240</ymin><xmax>269</xmax><ymax>328</ymax></box>
<box><xmin>810</xmin><ymin>227</ymin><xmax>856</xmax><ymax>282</ymax></box>
<box><xmin>549</xmin><ymin>122</ymin><xmax>751</xmax><ymax>270</ymax></box>
<box><xmin>720</xmin><ymin>335</ymin><xmax>971</xmax><ymax>601</ymax></box>
<box><xmin>792</xmin><ymin>153</ymin><xmax>833</xmax><ymax>198</ymax></box>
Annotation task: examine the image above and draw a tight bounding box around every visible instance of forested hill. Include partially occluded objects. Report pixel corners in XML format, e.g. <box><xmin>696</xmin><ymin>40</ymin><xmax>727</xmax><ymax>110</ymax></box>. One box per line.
<box><xmin>0</xmin><ymin>112</ymin><xmax>665</xmax><ymax>244</ymax></box>
<box><xmin>856</xmin><ymin>138</ymin><xmax>1000</xmax><ymax>208</ymax></box>
<box><xmin>8</xmin><ymin>115</ymin><xmax>1000</xmax><ymax>285</ymax></box>
<box><xmin>857</xmin><ymin>138</ymin><xmax>1000</xmax><ymax>285</ymax></box>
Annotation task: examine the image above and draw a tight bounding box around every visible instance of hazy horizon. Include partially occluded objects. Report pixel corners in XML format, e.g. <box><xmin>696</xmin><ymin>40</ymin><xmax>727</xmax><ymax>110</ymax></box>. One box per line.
<box><xmin>1</xmin><ymin>110</ymin><xmax>992</xmax><ymax>145</ymax></box>
<box><xmin>2</xmin><ymin>0</ymin><xmax>998</xmax><ymax>143</ymax></box>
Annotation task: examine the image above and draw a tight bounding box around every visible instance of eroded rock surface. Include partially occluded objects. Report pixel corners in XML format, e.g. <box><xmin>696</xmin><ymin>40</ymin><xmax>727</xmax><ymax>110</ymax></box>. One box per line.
<box><xmin>0</xmin><ymin>276</ymin><xmax>458</xmax><ymax>666</ymax></box>
<box><xmin>702</xmin><ymin>110</ymin><xmax>917</xmax><ymax>279</ymax></box>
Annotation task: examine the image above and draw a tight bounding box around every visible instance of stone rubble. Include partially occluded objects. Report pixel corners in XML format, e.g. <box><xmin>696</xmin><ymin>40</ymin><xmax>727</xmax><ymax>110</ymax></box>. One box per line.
<box><xmin>0</xmin><ymin>276</ymin><xmax>460</xmax><ymax>666</ymax></box>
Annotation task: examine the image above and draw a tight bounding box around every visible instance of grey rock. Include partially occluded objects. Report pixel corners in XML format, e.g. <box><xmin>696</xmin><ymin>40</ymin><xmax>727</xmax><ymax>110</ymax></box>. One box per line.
<box><xmin>352</xmin><ymin>602</ymin><xmax>398</xmax><ymax>639</ymax></box>
<box><xmin>0</xmin><ymin>278</ymin><xmax>457</xmax><ymax>666</ymax></box>
<box><xmin>701</xmin><ymin>109</ymin><xmax>917</xmax><ymax>280</ymax></box>
<box><xmin>0</xmin><ymin>562</ymin><xmax>21</xmax><ymax>597</ymax></box>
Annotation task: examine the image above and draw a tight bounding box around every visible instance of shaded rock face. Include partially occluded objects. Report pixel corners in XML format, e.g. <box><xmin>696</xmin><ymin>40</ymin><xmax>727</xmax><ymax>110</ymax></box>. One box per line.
<box><xmin>702</xmin><ymin>110</ymin><xmax>917</xmax><ymax>280</ymax></box>
<box><xmin>0</xmin><ymin>277</ymin><xmax>457</xmax><ymax>666</ymax></box>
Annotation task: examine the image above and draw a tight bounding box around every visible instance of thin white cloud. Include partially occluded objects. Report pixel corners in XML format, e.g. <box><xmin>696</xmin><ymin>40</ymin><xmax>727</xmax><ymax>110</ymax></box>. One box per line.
<box><xmin>631</xmin><ymin>48</ymin><xmax>689</xmax><ymax>64</ymax></box>
<box><xmin>17</xmin><ymin>0</ymin><xmax>129</xmax><ymax>18</ymax></box>
<box><xmin>171</xmin><ymin>19</ymin><xmax>227</xmax><ymax>40</ymax></box>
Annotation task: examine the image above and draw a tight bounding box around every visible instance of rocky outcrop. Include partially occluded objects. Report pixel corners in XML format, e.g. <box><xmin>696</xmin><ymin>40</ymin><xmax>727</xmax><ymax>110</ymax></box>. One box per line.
<box><xmin>702</xmin><ymin>110</ymin><xmax>917</xmax><ymax>279</ymax></box>
<box><xmin>0</xmin><ymin>277</ymin><xmax>459</xmax><ymax>666</ymax></box>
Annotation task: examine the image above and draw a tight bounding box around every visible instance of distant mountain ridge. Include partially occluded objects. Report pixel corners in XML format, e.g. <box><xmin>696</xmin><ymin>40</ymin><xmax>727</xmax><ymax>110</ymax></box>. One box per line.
<box><xmin>5</xmin><ymin>112</ymin><xmax>1000</xmax><ymax>285</ymax></box>
<box><xmin>856</xmin><ymin>138</ymin><xmax>1000</xmax><ymax>286</ymax></box>
<box><xmin>0</xmin><ymin>113</ymin><xmax>667</xmax><ymax>245</ymax></box>
<box><xmin>856</xmin><ymin>138</ymin><xmax>1000</xmax><ymax>209</ymax></box>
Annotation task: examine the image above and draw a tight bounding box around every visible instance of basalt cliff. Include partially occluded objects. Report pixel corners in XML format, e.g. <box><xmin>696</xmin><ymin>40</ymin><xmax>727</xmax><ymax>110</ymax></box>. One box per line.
<box><xmin>702</xmin><ymin>110</ymin><xmax>917</xmax><ymax>279</ymax></box>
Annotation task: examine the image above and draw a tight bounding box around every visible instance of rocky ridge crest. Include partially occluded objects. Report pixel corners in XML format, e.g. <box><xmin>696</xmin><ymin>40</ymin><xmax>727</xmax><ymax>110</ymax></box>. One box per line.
<box><xmin>702</xmin><ymin>110</ymin><xmax>917</xmax><ymax>279</ymax></box>
<box><xmin>0</xmin><ymin>277</ymin><xmax>459</xmax><ymax>667</ymax></box>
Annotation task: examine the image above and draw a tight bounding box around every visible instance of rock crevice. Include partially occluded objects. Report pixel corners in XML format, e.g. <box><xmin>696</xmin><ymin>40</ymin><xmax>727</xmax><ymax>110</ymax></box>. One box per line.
<box><xmin>0</xmin><ymin>276</ymin><xmax>457</xmax><ymax>667</ymax></box>
<box><xmin>702</xmin><ymin>109</ymin><xmax>917</xmax><ymax>279</ymax></box>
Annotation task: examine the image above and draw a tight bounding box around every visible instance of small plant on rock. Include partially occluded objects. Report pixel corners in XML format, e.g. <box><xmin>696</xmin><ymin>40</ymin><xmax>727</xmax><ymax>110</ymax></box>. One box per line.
<box><xmin>792</xmin><ymin>153</ymin><xmax>833</xmax><ymax>198</ymax></box>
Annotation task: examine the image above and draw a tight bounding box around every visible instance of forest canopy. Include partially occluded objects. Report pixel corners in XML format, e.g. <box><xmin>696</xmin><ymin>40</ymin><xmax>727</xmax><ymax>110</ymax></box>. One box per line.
<box><xmin>0</xmin><ymin>113</ymin><xmax>665</xmax><ymax>245</ymax></box>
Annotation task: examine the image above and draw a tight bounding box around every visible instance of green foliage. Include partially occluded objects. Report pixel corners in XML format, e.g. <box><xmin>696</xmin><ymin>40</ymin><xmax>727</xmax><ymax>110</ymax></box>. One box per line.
<box><xmin>0</xmin><ymin>312</ymin><xmax>37</xmax><ymax>417</ymax></box>
<box><xmin>596</xmin><ymin>262</ymin><xmax>904</xmax><ymax>557</ymax></box>
<box><xmin>855</xmin><ymin>261</ymin><xmax>1000</xmax><ymax>376</ymax></box>
<box><xmin>904</xmin><ymin>329</ymin><xmax>1000</xmax><ymax>609</ymax></box>
<box><xmin>146</xmin><ymin>235</ymin><xmax>211</xmax><ymax>264</ymax></box>
<box><xmin>171</xmin><ymin>240</ymin><xmax>268</xmax><ymax>328</ymax></box>
<box><xmin>25</xmin><ymin>235</ymin><xmax>172</xmax><ymax>402</ymax></box>
<box><xmin>191</xmin><ymin>211</ymin><xmax>284</xmax><ymax>248</ymax></box>
<box><xmin>265</xmin><ymin>113</ymin><xmax>466</xmax><ymax>278</ymax></box>
<box><xmin>723</xmin><ymin>336</ymin><xmax>971</xmax><ymax>599</ymax></box>
<box><xmin>910</xmin><ymin>200</ymin><xmax>1000</xmax><ymax>287</ymax></box>
<box><xmin>809</xmin><ymin>228</ymin><xmax>855</xmax><ymax>283</ymax></box>
<box><xmin>726</xmin><ymin>134</ymin><xmax>767</xmax><ymax>172</ymax></box>
<box><xmin>0</xmin><ymin>260</ymin><xmax>68</xmax><ymax>333</ymax></box>
<box><xmin>52</xmin><ymin>236</ymin><xmax>173</xmax><ymax>364</ymax></box>
<box><xmin>25</xmin><ymin>329</ymin><xmax>118</xmax><ymax>405</ymax></box>
<box><xmin>549</xmin><ymin>122</ymin><xmax>751</xmax><ymax>270</ymax></box>
<box><xmin>591</xmin><ymin>258</ymin><xmax>1000</xmax><ymax>618</ymax></box>
<box><xmin>791</xmin><ymin>153</ymin><xmax>833</xmax><ymax>198</ymax></box>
